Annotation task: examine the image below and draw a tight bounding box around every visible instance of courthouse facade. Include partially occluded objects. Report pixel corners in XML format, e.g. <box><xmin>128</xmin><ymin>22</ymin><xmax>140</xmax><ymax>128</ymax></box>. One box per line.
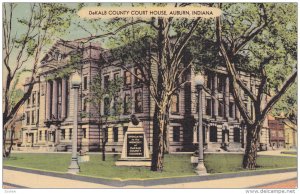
<box><xmin>21</xmin><ymin>40</ymin><xmax>270</xmax><ymax>152</ymax></box>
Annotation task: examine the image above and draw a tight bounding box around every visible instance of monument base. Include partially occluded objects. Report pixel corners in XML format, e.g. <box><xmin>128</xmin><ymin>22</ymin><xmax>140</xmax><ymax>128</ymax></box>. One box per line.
<box><xmin>115</xmin><ymin>159</ymin><xmax>151</xmax><ymax>167</ymax></box>
<box><xmin>115</xmin><ymin>120</ymin><xmax>151</xmax><ymax>167</ymax></box>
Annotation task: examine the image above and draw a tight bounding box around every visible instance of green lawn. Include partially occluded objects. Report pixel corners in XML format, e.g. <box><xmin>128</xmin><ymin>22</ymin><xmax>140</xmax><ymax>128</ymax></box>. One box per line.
<box><xmin>3</xmin><ymin>153</ymin><xmax>297</xmax><ymax>180</ymax></box>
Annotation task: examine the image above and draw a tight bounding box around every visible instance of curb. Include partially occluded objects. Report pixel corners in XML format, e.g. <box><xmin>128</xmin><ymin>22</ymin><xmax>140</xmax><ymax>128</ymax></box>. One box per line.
<box><xmin>3</xmin><ymin>166</ymin><xmax>297</xmax><ymax>187</ymax></box>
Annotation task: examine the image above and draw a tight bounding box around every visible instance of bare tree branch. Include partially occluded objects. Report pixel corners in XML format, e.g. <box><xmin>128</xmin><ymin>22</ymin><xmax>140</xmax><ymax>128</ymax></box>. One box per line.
<box><xmin>216</xmin><ymin>12</ymin><xmax>253</xmax><ymax>125</ymax></box>
<box><xmin>261</xmin><ymin>70</ymin><xmax>297</xmax><ymax>120</ymax></box>
<box><xmin>72</xmin><ymin>19</ymin><xmax>156</xmax><ymax>43</ymax></box>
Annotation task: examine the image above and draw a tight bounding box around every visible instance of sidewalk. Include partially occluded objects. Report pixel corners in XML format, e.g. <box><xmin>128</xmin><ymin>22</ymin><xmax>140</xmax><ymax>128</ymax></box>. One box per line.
<box><xmin>3</xmin><ymin>166</ymin><xmax>297</xmax><ymax>189</ymax></box>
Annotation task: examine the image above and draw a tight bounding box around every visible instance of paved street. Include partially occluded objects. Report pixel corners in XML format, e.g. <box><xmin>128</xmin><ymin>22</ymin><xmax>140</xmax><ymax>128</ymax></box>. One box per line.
<box><xmin>3</xmin><ymin>168</ymin><xmax>297</xmax><ymax>189</ymax></box>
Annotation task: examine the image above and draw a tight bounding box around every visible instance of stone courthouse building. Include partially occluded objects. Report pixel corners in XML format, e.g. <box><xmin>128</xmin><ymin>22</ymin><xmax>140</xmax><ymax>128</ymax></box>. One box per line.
<box><xmin>21</xmin><ymin>40</ymin><xmax>270</xmax><ymax>152</ymax></box>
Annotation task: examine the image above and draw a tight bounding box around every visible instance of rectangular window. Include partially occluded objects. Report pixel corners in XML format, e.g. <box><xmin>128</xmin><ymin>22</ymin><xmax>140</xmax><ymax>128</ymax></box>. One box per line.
<box><xmin>32</xmin><ymin>93</ymin><xmax>36</xmax><ymax>105</ymax></box>
<box><xmin>69</xmin><ymin>129</ymin><xmax>72</xmax><ymax>140</ymax></box>
<box><xmin>244</xmin><ymin>102</ymin><xmax>248</xmax><ymax>112</ymax></box>
<box><xmin>206</xmin><ymin>74</ymin><xmax>212</xmax><ymax>90</ymax></box>
<box><xmin>229</xmin><ymin>102</ymin><xmax>234</xmax><ymax>118</ymax></box>
<box><xmin>45</xmin><ymin>131</ymin><xmax>48</xmax><ymax>141</ymax></box>
<box><xmin>206</xmin><ymin>99</ymin><xmax>212</xmax><ymax>115</ymax></box>
<box><xmin>229</xmin><ymin>80</ymin><xmax>233</xmax><ymax>94</ymax></box>
<box><xmin>83</xmin><ymin>98</ymin><xmax>88</xmax><ymax>112</ymax></box>
<box><xmin>61</xmin><ymin>129</ymin><xmax>65</xmax><ymax>140</ymax></box>
<box><xmin>278</xmin><ymin>130</ymin><xmax>284</xmax><ymax>138</ymax></box>
<box><xmin>123</xmin><ymin>126</ymin><xmax>128</xmax><ymax>135</ymax></box>
<box><xmin>104</xmin><ymin>97</ymin><xmax>110</xmax><ymax>115</ymax></box>
<box><xmin>271</xmin><ymin>130</ymin><xmax>276</xmax><ymax>138</ymax></box>
<box><xmin>83</xmin><ymin>76</ymin><xmax>88</xmax><ymax>90</ymax></box>
<box><xmin>134</xmin><ymin>68</ymin><xmax>142</xmax><ymax>84</ymax></box>
<box><xmin>171</xmin><ymin>94</ymin><xmax>179</xmax><ymax>113</ymax></box>
<box><xmin>124</xmin><ymin>71</ymin><xmax>131</xmax><ymax>86</ymax></box>
<box><xmin>209</xmin><ymin>126</ymin><xmax>218</xmax><ymax>142</ymax></box>
<box><xmin>124</xmin><ymin>94</ymin><xmax>131</xmax><ymax>114</ymax></box>
<box><xmin>27</xmin><ymin>97</ymin><xmax>31</xmax><ymax>107</ymax></box>
<box><xmin>39</xmin><ymin>131</ymin><xmax>42</xmax><ymax>141</ymax></box>
<box><xmin>135</xmin><ymin>91</ymin><xmax>143</xmax><ymax>113</ymax></box>
<box><xmin>218</xmin><ymin>101</ymin><xmax>224</xmax><ymax>117</ymax></box>
<box><xmin>218</xmin><ymin>75</ymin><xmax>224</xmax><ymax>93</ymax></box>
<box><xmin>104</xmin><ymin>75</ymin><xmax>109</xmax><ymax>88</ymax></box>
<box><xmin>173</xmin><ymin>126</ymin><xmax>180</xmax><ymax>142</ymax></box>
<box><xmin>113</xmin><ymin>127</ymin><xmax>118</xmax><ymax>142</ymax></box>
<box><xmin>37</xmin><ymin>109</ymin><xmax>39</xmax><ymax>124</ymax></box>
<box><xmin>82</xmin><ymin>128</ymin><xmax>87</xmax><ymax>139</ymax></box>
<box><xmin>26</xmin><ymin>112</ymin><xmax>30</xmax><ymax>125</ymax></box>
<box><xmin>37</xmin><ymin>92</ymin><xmax>40</xmax><ymax>104</ymax></box>
<box><xmin>233</xmin><ymin>128</ymin><xmax>240</xmax><ymax>143</ymax></box>
<box><xmin>114</xmin><ymin>72</ymin><xmax>119</xmax><ymax>80</ymax></box>
<box><xmin>31</xmin><ymin>111</ymin><xmax>35</xmax><ymax>124</ymax></box>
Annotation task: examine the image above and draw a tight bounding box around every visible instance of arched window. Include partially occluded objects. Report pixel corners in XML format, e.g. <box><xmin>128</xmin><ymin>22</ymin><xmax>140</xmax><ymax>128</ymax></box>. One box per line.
<box><xmin>209</xmin><ymin>126</ymin><xmax>218</xmax><ymax>142</ymax></box>
<box><xmin>234</xmin><ymin>127</ymin><xmax>241</xmax><ymax>143</ymax></box>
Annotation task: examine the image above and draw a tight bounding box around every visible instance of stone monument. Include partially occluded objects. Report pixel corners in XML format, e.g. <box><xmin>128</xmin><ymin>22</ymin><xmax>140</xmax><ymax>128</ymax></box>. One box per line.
<box><xmin>115</xmin><ymin>115</ymin><xmax>151</xmax><ymax>167</ymax></box>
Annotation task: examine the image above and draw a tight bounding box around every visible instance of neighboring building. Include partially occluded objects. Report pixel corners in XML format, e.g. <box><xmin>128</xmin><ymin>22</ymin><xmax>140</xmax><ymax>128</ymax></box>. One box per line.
<box><xmin>21</xmin><ymin>78</ymin><xmax>41</xmax><ymax>148</ymax></box>
<box><xmin>276</xmin><ymin>116</ymin><xmax>297</xmax><ymax>149</ymax></box>
<box><xmin>268</xmin><ymin>115</ymin><xmax>285</xmax><ymax>149</ymax></box>
<box><xmin>5</xmin><ymin>114</ymin><xmax>23</xmax><ymax>150</ymax></box>
<box><xmin>21</xmin><ymin>39</ymin><xmax>270</xmax><ymax>152</ymax></box>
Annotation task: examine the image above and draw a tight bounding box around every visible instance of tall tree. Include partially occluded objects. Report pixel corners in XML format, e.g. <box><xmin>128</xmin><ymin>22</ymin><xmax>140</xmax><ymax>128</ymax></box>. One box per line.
<box><xmin>2</xmin><ymin>3</ymin><xmax>74</xmax><ymax>157</ymax></box>
<box><xmin>215</xmin><ymin>3</ymin><xmax>297</xmax><ymax>169</ymax></box>
<box><xmin>74</xmin><ymin>3</ymin><xmax>215</xmax><ymax>171</ymax></box>
<box><xmin>89</xmin><ymin>73</ymin><xmax>123</xmax><ymax>161</ymax></box>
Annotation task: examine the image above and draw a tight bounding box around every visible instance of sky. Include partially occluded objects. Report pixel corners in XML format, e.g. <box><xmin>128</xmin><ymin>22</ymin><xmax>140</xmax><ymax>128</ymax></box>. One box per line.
<box><xmin>2</xmin><ymin>2</ymin><xmax>111</xmax><ymax>89</ymax></box>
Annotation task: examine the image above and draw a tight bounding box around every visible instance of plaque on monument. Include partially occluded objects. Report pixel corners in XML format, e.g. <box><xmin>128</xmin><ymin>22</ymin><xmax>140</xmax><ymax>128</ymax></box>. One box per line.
<box><xmin>127</xmin><ymin>134</ymin><xmax>144</xmax><ymax>157</ymax></box>
<box><xmin>115</xmin><ymin>115</ymin><xmax>151</xmax><ymax>167</ymax></box>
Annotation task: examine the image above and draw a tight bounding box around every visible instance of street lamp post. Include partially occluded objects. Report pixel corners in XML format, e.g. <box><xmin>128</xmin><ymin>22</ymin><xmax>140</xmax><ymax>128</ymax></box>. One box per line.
<box><xmin>194</xmin><ymin>74</ymin><xmax>207</xmax><ymax>175</ymax></box>
<box><xmin>68</xmin><ymin>71</ymin><xmax>81</xmax><ymax>174</ymax></box>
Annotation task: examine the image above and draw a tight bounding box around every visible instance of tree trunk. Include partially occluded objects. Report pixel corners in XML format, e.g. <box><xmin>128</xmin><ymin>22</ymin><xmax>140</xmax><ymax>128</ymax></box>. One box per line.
<box><xmin>151</xmin><ymin>102</ymin><xmax>170</xmax><ymax>171</ymax></box>
<box><xmin>102</xmin><ymin>129</ymin><xmax>106</xmax><ymax>161</ymax></box>
<box><xmin>3</xmin><ymin>128</ymin><xmax>7</xmax><ymax>158</ymax></box>
<box><xmin>243</xmin><ymin>126</ymin><xmax>260</xmax><ymax>169</ymax></box>
<box><xmin>7</xmin><ymin>128</ymin><xmax>15</xmax><ymax>157</ymax></box>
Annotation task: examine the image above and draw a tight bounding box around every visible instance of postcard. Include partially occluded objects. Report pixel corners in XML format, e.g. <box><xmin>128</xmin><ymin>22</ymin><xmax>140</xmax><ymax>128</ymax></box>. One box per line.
<box><xmin>2</xmin><ymin>2</ymin><xmax>297</xmax><ymax>190</ymax></box>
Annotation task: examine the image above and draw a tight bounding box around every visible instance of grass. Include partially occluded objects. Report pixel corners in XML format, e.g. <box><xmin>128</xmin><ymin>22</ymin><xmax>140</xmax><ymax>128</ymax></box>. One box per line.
<box><xmin>3</xmin><ymin>153</ymin><xmax>71</xmax><ymax>172</ymax></box>
<box><xmin>3</xmin><ymin>153</ymin><xmax>297</xmax><ymax>180</ymax></box>
<box><xmin>204</xmin><ymin>154</ymin><xmax>297</xmax><ymax>174</ymax></box>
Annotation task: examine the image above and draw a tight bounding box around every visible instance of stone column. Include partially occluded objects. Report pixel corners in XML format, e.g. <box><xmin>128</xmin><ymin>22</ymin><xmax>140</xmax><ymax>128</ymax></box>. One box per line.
<box><xmin>232</xmin><ymin>103</ymin><xmax>236</xmax><ymax>119</ymax></box>
<box><xmin>56</xmin><ymin>129</ymin><xmax>60</xmax><ymax>144</ymax></box>
<box><xmin>213</xmin><ymin>73</ymin><xmax>218</xmax><ymax>117</ymax></box>
<box><xmin>225</xmin><ymin>77</ymin><xmax>230</xmax><ymax>119</ymax></box>
<box><xmin>52</xmin><ymin>79</ymin><xmax>58</xmax><ymax>119</ymax></box>
<box><xmin>236</xmin><ymin>105</ymin><xmax>240</xmax><ymax>120</ymax></box>
<box><xmin>46</xmin><ymin>81</ymin><xmax>51</xmax><ymax>120</ymax></box>
<box><xmin>61</xmin><ymin>78</ymin><xmax>67</xmax><ymax>119</ymax></box>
